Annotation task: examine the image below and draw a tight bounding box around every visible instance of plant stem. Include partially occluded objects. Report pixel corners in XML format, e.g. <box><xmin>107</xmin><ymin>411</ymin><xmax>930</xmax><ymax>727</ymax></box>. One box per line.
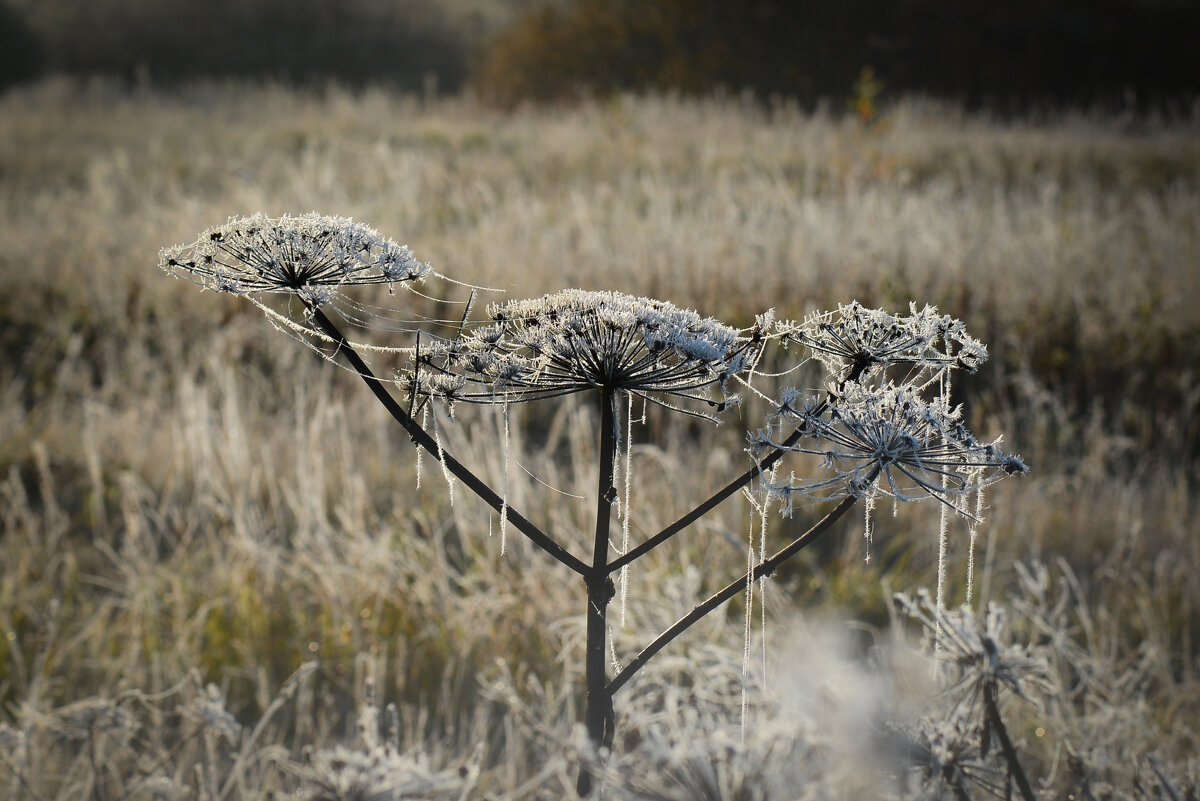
<box><xmin>607</xmin><ymin>424</ymin><xmax>807</xmax><ymax>574</ymax></box>
<box><xmin>308</xmin><ymin>307</ymin><xmax>589</xmax><ymax>577</ymax></box>
<box><xmin>607</xmin><ymin>373</ymin><xmax>864</xmax><ymax>575</ymax></box>
<box><xmin>982</xmin><ymin>682</ymin><xmax>1037</xmax><ymax>801</ymax></box>
<box><xmin>607</xmin><ymin>491</ymin><xmax>860</xmax><ymax>697</ymax></box>
<box><xmin>579</xmin><ymin>390</ymin><xmax>618</xmax><ymax>796</ymax></box>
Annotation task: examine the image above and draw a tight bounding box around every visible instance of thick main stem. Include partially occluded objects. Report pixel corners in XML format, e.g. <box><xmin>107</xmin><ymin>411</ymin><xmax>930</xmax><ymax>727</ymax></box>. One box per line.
<box><xmin>579</xmin><ymin>390</ymin><xmax>618</xmax><ymax>796</ymax></box>
<box><xmin>308</xmin><ymin>307</ymin><xmax>589</xmax><ymax>576</ymax></box>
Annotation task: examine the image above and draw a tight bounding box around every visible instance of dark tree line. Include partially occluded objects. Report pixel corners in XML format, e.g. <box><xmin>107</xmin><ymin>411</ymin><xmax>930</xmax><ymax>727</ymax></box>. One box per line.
<box><xmin>0</xmin><ymin>0</ymin><xmax>468</xmax><ymax>93</ymax></box>
<box><xmin>474</xmin><ymin>0</ymin><xmax>1200</xmax><ymax>109</ymax></box>
<box><xmin>3</xmin><ymin>0</ymin><xmax>1198</xmax><ymax>108</ymax></box>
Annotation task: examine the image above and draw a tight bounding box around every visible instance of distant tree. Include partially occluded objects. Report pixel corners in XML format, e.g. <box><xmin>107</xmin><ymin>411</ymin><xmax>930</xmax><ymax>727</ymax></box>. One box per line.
<box><xmin>16</xmin><ymin>0</ymin><xmax>469</xmax><ymax>92</ymax></box>
<box><xmin>474</xmin><ymin>0</ymin><xmax>1200</xmax><ymax>108</ymax></box>
<box><xmin>0</xmin><ymin>1</ymin><xmax>43</xmax><ymax>91</ymax></box>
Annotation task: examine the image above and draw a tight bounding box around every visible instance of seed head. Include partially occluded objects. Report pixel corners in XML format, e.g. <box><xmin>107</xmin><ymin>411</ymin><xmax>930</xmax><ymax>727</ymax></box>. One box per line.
<box><xmin>159</xmin><ymin>213</ymin><xmax>431</xmax><ymax>307</ymax></box>
<box><xmin>896</xmin><ymin>590</ymin><xmax>1053</xmax><ymax>710</ymax></box>
<box><xmin>405</xmin><ymin>289</ymin><xmax>762</xmax><ymax>416</ymax></box>
<box><xmin>760</xmin><ymin>381</ymin><xmax>1026</xmax><ymax>516</ymax></box>
<box><xmin>781</xmin><ymin>301</ymin><xmax>988</xmax><ymax>380</ymax></box>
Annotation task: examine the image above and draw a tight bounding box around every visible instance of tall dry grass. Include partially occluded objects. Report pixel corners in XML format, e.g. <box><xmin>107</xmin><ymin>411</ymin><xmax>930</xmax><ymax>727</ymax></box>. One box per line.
<box><xmin>1</xmin><ymin>79</ymin><xmax>1198</xmax><ymax>797</ymax></box>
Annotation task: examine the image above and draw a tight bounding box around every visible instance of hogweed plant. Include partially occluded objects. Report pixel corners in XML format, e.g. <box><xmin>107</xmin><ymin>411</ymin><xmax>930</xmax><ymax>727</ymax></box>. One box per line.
<box><xmin>892</xmin><ymin>590</ymin><xmax>1053</xmax><ymax>801</ymax></box>
<box><xmin>159</xmin><ymin>214</ymin><xmax>1027</xmax><ymax>796</ymax></box>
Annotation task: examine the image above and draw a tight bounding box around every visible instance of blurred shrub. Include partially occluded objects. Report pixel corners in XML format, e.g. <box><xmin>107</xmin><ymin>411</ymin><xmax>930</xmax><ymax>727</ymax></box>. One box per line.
<box><xmin>0</xmin><ymin>1</ymin><xmax>43</xmax><ymax>91</ymax></box>
<box><xmin>14</xmin><ymin>0</ymin><xmax>469</xmax><ymax>91</ymax></box>
<box><xmin>472</xmin><ymin>0</ymin><xmax>843</xmax><ymax>106</ymax></box>
<box><xmin>474</xmin><ymin>0</ymin><xmax>1200</xmax><ymax>108</ymax></box>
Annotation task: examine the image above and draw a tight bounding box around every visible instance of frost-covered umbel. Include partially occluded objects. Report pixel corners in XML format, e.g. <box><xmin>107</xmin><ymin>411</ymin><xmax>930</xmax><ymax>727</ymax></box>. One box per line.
<box><xmin>754</xmin><ymin>381</ymin><xmax>1026</xmax><ymax>515</ymax></box>
<box><xmin>291</xmin><ymin>745</ymin><xmax>466</xmax><ymax>801</ymax></box>
<box><xmin>896</xmin><ymin>591</ymin><xmax>1052</xmax><ymax>712</ymax></box>
<box><xmin>159</xmin><ymin>213</ymin><xmax>431</xmax><ymax>307</ymax></box>
<box><xmin>781</xmin><ymin>301</ymin><xmax>988</xmax><ymax>380</ymax></box>
<box><xmin>757</xmin><ymin>302</ymin><xmax>1024</xmax><ymax>517</ymax></box>
<box><xmin>405</xmin><ymin>289</ymin><xmax>766</xmax><ymax>414</ymax></box>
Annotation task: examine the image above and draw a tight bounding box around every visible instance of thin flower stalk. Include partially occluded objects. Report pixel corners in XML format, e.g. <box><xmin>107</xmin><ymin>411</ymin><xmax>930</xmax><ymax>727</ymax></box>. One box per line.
<box><xmin>578</xmin><ymin>389</ymin><xmax>620</xmax><ymax>797</ymax></box>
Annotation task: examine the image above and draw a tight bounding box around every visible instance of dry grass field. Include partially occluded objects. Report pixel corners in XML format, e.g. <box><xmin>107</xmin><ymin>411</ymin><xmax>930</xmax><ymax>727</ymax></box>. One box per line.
<box><xmin>1</xmin><ymin>78</ymin><xmax>1198</xmax><ymax>798</ymax></box>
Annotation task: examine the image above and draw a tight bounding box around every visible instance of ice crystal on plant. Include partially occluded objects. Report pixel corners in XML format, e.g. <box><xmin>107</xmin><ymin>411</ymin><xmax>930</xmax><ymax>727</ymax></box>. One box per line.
<box><xmin>896</xmin><ymin>591</ymin><xmax>1053</xmax><ymax>714</ymax></box>
<box><xmin>894</xmin><ymin>714</ymin><xmax>1008</xmax><ymax>800</ymax></box>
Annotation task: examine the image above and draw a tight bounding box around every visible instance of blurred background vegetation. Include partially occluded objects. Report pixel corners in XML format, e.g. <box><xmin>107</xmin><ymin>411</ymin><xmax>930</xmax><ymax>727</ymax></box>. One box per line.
<box><xmin>2</xmin><ymin>0</ymin><xmax>1199</xmax><ymax>108</ymax></box>
<box><xmin>1</xmin><ymin>1</ymin><xmax>1198</xmax><ymax>794</ymax></box>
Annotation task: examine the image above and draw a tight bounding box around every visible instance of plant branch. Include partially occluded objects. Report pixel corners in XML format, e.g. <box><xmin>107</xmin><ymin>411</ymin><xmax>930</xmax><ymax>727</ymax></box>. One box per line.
<box><xmin>607</xmin><ymin>424</ymin><xmax>807</xmax><ymax>574</ymax></box>
<box><xmin>607</xmin><ymin>366</ymin><xmax>868</xmax><ymax>575</ymax></box>
<box><xmin>607</xmin><ymin>491</ymin><xmax>859</xmax><ymax>696</ymax></box>
<box><xmin>982</xmin><ymin>683</ymin><xmax>1037</xmax><ymax>801</ymax></box>
<box><xmin>308</xmin><ymin>307</ymin><xmax>589</xmax><ymax>577</ymax></box>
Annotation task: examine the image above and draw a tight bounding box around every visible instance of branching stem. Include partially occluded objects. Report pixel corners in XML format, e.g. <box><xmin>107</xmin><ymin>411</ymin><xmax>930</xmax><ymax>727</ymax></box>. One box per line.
<box><xmin>308</xmin><ymin>307</ymin><xmax>589</xmax><ymax>576</ymax></box>
<box><xmin>607</xmin><ymin>367</ymin><xmax>865</xmax><ymax>575</ymax></box>
<box><xmin>607</xmin><ymin>423</ymin><xmax>809</xmax><ymax>574</ymax></box>
<box><xmin>607</xmin><ymin>489</ymin><xmax>863</xmax><ymax>697</ymax></box>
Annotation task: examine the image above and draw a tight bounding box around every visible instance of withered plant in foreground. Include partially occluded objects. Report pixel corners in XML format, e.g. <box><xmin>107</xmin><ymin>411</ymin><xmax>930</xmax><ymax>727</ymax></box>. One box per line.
<box><xmin>160</xmin><ymin>214</ymin><xmax>1027</xmax><ymax>796</ymax></box>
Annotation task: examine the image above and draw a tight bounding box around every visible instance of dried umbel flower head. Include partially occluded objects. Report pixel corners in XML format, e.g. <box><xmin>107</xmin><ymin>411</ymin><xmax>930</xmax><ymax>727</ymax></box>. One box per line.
<box><xmin>406</xmin><ymin>289</ymin><xmax>765</xmax><ymax>415</ymax></box>
<box><xmin>892</xmin><ymin>714</ymin><xmax>1008</xmax><ymax>800</ymax></box>
<box><xmin>181</xmin><ymin>683</ymin><xmax>241</xmax><ymax>745</ymax></box>
<box><xmin>896</xmin><ymin>591</ymin><xmax>1053</xmax><ymax>712</ymax></box>
<box><xmin>755</xmin><ymin>381</ymin><xmax>1027</xmax><ymax>516</ymax></box>
<box><xmin>781</xmin><ymin>301</ymin><xmax>988</xmax><ymax>380</ymax></box>
<box><xmin>159</xmin><ymin>213</ymin><xmax>432</xmax><ymax>307</ymax></box>
<box><xmin>294</xmin><ymin>745</ymin><xmax>466</xmax><ymax>801</ymax></box>
<box><xmin>49</xmin><ymin>698</ymin><xmax>136</xmax><ymax>742</ymax></box>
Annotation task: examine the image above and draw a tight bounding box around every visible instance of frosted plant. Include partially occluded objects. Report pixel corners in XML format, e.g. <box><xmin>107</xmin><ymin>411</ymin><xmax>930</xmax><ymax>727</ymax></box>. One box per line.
<box><xmin>49</xmin><ymin>697</ymin><xmax>136</xmax><ymax>742</ymax></box>
<box><xmin>159</xmin><ymin>213</ymin><xmax>431</xmax><ymax>305</ymax></box>
<box><xmin>896</xmin><ymin>591</ymin><xmax>1052</xmax><ymax>801</ymax></box>
<box><xmin>754</xmin><ymin>381</ymin><xmax>1026</xmax><ymax>516</ymax></box>
<box><xmin>892</xmin><ymin>714</ymin><xmax>1008</xmax><ymax>800</ymax></box>
<box><xmin>780</xmin><ymin>301</ymin><xmax>988</xmax><ymax>383</ymax></box>
<box><xmin>402</xmin><ymin>289</ymin><xmax>760</xmax><ymax>414</ymax></box>
<box><xmin>181</xmin><ymin>683</ymin><xmax>242</xmax><ymax>746</ymax></box>
<box><xmin>159</xmin><ymin>216</ymin><xmax>1028</xmax><ymax>796</ymax></box>
<box><xmin>757</xmin><ymin>303</ymin><xmax>1025</xmax><ymax>606</ymax></box>
<box><xmin>289</xmin><ymin>745</ymin><xmax>466</xmax><ymax>801</ymax></box>
<box><xmin>158</xmin><ymin>213</ymin><xmax>442</xmax><ymax>355</ymax></box>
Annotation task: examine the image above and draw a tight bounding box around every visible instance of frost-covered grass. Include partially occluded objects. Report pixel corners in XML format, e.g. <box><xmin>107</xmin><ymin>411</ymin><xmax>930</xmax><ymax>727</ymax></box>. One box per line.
<box><xmin>1</xmin><ymin>79</ymin><xmax>1198</xmax><ymax>798</ymax></box>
